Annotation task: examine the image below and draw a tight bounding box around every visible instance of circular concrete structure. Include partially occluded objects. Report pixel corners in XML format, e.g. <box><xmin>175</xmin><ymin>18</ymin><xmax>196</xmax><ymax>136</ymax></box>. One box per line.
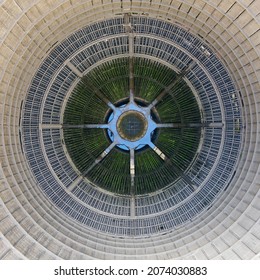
<box><xmin>117</xmin><ymin>111</ymin><xmax>148</xmax><ymax>142</ymax></box>
<box><xmin>0</xmin><ymin>0</ymin><xmax>259</xmax><ymax>260</ymax></box>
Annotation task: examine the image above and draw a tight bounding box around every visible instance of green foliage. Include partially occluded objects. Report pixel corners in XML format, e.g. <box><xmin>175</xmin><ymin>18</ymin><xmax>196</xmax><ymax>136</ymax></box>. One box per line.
<box><xmin>63</xmin><ymin>57</ymin><xmax>201</xmax><ymax>195</ymax></box>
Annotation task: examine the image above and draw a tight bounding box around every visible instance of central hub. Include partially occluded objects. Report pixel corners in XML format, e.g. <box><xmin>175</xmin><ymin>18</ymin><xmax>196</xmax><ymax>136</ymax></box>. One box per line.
<box><xmin>106</xmin><ymin>99</ymin><xmax>157</xmax><ymax>150</ymax></box>
<box><xmin>116</xmin><ymin>111</ymin><xmax>148</xmax><ymax>142</ymax></box>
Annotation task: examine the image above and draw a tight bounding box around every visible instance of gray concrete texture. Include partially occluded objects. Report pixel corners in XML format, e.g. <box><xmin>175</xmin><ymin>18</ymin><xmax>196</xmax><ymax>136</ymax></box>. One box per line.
<box><xmin>0</xmin><ymin>0</ymin><xmax>260</xmax><ymax>259</ymax></box>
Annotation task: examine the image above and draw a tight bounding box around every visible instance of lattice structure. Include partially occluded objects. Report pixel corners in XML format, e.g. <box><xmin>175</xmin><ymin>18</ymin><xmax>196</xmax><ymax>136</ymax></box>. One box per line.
<box><xmin>0</xmin><ymin>0</ymin><xmax>259</xmax><ymax>260</ymax></box>
<box><xmin>21</xmin><ymin>17</ymin><xmax>241</xmax><ymax>236</ymax></box>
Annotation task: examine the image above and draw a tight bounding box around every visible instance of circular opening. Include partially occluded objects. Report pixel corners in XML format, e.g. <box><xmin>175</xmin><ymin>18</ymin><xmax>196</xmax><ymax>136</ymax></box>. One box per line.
<box><xmin>116</xmin><ymin>111</ymin><xmax>148</xmax><ymax>141</ymax></box>
<box><xmin>21</xmin><ymin>17</ymin><xmax>242</xmax><ymax>236</ymax></box>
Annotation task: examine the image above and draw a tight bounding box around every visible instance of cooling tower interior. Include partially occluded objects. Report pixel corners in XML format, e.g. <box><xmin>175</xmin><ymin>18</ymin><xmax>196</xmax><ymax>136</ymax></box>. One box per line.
<box><xmin>0</xmin><ymin>0</ymin><xmax>260</xmax><ymax>260</ymax></box>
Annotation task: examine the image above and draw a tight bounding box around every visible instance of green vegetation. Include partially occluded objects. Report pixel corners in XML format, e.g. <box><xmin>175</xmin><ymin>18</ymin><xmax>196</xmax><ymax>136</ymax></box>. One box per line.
<box><xmin>63</xmin><ymin>57</ymin><xmax>201</xmax><ymax>195</ymax></box>
<box><xmin>86</xmin><ymin>58</ymin><xmax>129</xmax><ymax>103</ymax></box>
<box><xmin>135</xmin><ymin>149</ymin><xmax>179</xmax><ymax>194</ymax></box>
<box><xmin>63</xmin><ymin>81</ymin><xmax>108</xmax><ymax>125</ymax></box>
<box><xmin>63</xmin><ymin>128</ymin><xmax>109</xmax><ymax>172</ymax></box>
<box><xmin>88</xmin><ymin>149</ymin><xmax>131</xmax><ymax>195</ymax></box>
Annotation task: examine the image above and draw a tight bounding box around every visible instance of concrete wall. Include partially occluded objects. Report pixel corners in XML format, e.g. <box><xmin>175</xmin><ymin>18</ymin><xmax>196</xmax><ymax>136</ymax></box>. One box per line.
<box><xmin>0</xmin><ymin>0</ymin><xmax>259</xmax><ymax>259</ymax></box>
